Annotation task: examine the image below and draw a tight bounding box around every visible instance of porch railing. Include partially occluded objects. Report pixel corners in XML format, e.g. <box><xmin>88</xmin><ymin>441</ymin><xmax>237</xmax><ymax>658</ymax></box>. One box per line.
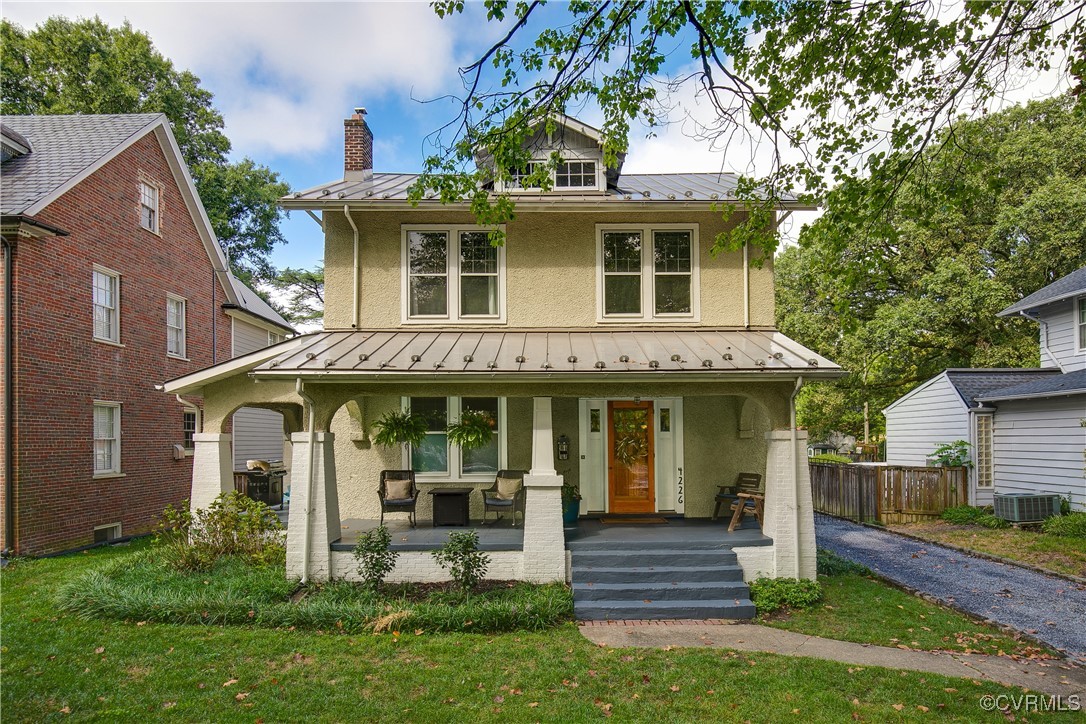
<box><xmin>810</xmin><ymin>463</ymin><xmax>968</xmax><ymax>525</ymax></box>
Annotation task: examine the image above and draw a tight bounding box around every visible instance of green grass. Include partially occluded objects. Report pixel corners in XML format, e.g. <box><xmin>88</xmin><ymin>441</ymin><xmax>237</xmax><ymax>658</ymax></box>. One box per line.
<box><xmin>761</xmin><ymin>573</ymin><xmax>1056</xmax><ymax>658</ymax></box>
<box><xmin>3</xmin><ymin>542</ymin><xmax>1078</xmax><ymax>722</ymax></box>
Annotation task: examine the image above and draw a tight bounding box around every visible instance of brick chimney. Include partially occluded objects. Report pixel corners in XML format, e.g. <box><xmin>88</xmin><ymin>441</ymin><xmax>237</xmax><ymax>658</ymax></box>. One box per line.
<box><xmin>344</xmin><ymin>107</ymin><xmax>373</xmax><ymax>181</ymax></box>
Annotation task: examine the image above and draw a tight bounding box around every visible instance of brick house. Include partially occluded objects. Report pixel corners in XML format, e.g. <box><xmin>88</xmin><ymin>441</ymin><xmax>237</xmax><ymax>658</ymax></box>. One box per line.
<box><xmin>0</xmin><ymin>114</ymin><xmax>292</xmax><ymax>555</ymax></box>
<box><xmin>165</xmin><ymin>110</ymin><xmax>843</xmax><ymax>619</ymax></box>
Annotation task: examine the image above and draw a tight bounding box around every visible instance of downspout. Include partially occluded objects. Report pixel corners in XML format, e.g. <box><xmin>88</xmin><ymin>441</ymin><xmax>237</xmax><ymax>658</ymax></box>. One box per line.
<box><xmin>742</xmin><ymin>243</ymin><xmax>750</xmax><ymax>328</ymax></box>
<box><xmin>790</xmin><ymin>375</ymin><xmax>805</xmax><ymax>578</ymax></box>
<box><xmin>1019</xmin><ymin>310</ymin><xmax>1062</xmax><ymax>372</ymax></box>
<box><xmin>344</xmin><ymin>206</ymin><xmax>360</xmax><ymax>329</ymax></box>
<box><xmin>295</xmin><ymin>378</ymin><xmax>317</xmax><ymax>584</ymax></box>
<box><xmin>2</xmin><ymin>238</ymin><xmax>14</xmax><ymax>554</ymax></box>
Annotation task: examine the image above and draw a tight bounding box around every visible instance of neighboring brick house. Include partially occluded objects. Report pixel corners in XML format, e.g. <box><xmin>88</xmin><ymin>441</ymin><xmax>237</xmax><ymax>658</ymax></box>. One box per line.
<box><xmin>166</xmin><ymin>109</ymin><xmax>844</xmax><ymax>620</ymax></box>
<box><xmin>0</xmin><ymin>114</ymin><xmax>291</xmax><ymax>556</ymax></box>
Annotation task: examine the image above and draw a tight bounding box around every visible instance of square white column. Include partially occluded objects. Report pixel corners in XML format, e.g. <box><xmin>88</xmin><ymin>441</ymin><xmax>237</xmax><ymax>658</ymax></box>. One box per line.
<box><xmin>190</xmin><ymin>433</ymin><xmax>233</xmax><ymax>511</ymax></box>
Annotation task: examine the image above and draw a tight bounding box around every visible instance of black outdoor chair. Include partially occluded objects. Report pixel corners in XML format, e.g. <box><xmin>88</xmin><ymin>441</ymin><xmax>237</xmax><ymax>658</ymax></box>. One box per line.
<box><xmin>712</xmin><ymin>472</ymin><xmax>762</xmax><ymax>520</ymax></box>
<box><xmin>481</xmin><ymin>469</ymin><xmax>527</xmax><ymax>526</ymax></box>
<box><xmin>378</xmin><ymin>470</ymin><xmax>419</xmax><ymax>527</ymax></box>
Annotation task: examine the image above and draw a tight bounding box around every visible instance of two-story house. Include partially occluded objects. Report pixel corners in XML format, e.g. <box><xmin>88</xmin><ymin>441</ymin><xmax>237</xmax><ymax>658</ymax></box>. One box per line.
<box><xmin>0</xmin><ymin>114</ymin><xmax>292</xmax><ymax>556</ymax></box>
<box><xmin>884</xmin><ymin>266</ymin><xmax>1086</xmax><ymax>510</ymax></box>
<box><xmin>164</xmin><ymin>109</ymin><xmax>843</xmax><ymax>608</ymax></box>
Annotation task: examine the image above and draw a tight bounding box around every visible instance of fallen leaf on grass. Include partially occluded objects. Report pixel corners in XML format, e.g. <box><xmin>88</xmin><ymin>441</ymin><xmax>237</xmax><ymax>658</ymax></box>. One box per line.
<box><xmin>493</xmin><ymin>695</ymin><xmax>504</xmax><ymax>704</ymax></box>
<box><xmin>162</xmin><ymin>702</ymin><xmax>176</xmax><ymax>710</ymax></box>
<box><xmin>222</xmin><ymin>679</ymin><xmax>238</xmax><ymax>688</ymax></box>
<box><xmin>944</xmin><ymin>688</ymin><xmax>957</xmax><ymax>693</ymax></box>
<box><xmin>892</xmin><ymin>704</ymin><xmax>904</xmax><ymax>711</ymax></box>
<box><xmin>235</xmin><ymin>693</ymin><xmax>249</xmax><ymax>702</ymax></box>
<box><xmin>670</xmin><ymin>685</ymin><xmax>680</xmax><ymax>692</ymax></box>
<box><xmin>529</xmin><ymin>702</ymin><xmax>539</xmax><ymax>708</ymax></box>
<box><xmin>59</xmin><ymin>707</ymin><xmax>71</xmax><ymax>715</ymax></box>
<box><xmin>94</xmin><ymin>647</ymin><xmax>105</xmax><ymax>654</ymax></box>
<box><xmin>917</xmin><ymin>705</ymin><xmax>929</xmax><ymax>712</ymax></box>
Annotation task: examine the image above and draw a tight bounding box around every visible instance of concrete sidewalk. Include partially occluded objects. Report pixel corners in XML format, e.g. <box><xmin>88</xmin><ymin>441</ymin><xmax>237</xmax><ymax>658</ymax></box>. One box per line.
<box><xmin>579</xmin><ymin>621</ymin><xmax>1086</xmax><ymax>697</ymax></box>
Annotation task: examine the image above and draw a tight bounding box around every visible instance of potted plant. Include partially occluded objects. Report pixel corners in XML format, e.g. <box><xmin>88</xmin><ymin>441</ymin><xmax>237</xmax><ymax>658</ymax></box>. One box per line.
<box><xmin>561</xmin><ymin>482</ymin><xmax>582</xmax><ymax>525</ymax></box>
<box><xmin>445</xmin><ymin>409</ymin><xmax>495</xmax><ymax>451</ymax></box>
<box><xmin>371</xmin><ymin>409</ymin><xmax>427</xmax><ymax>451</ymax></box>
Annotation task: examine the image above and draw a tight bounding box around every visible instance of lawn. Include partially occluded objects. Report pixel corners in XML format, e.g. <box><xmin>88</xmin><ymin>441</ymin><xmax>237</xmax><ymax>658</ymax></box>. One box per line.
<box><xmin>888</xmin><ymin>521</ymin><xmax>1086</xmax><ymax>579</ymax></box>
<box><xmin>3</xmin><ymin>542</ymin><xmax>1079</xmax><ymax>722</ymax></box>
<box><xmin>762</xmin><ymin>573</ymin><xmax>1056</xmax><ymax>658</ymax></box>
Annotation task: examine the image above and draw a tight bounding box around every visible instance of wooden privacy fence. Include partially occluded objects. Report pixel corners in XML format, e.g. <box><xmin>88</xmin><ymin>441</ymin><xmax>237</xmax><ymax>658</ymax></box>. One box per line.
<box><xmin>810</xmin><ymin>463</ymin><xmax>968</xmax><ymax>525</ymax></box>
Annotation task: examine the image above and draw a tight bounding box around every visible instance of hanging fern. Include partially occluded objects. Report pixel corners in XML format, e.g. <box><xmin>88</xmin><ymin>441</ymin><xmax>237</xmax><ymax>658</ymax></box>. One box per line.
<box><xmin>446</xmin><ymin>410</ymin><xmax>495</xmax><ymax>451</ymax></box>
<box><xmin>371</xmin><ymin>409</ymin><xmax>427</xmax><ymax>448</ymax></box>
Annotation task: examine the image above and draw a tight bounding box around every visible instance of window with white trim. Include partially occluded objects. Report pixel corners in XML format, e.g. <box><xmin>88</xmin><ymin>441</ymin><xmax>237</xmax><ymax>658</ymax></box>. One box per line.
<box><xmin>93</xmin><ymin>402</ymin><xmax>121</xmax><ymax>475</ymax></box>
<box><xmin>268</xmin><ymin>330</ymin><xmax>284</xmax><ymax>345</ymax></box>
<box><xmin>597</xmin><ymin>225</ymin><xmax>699</xmax><ymax>321</ymax></box>
<box><xmin>502</xmin><ymin>157</ymin><xmax>602</xmax><ymax>192</ymax></box>
<box><xmin>1077</xmin><ymin>297</ymin><xmax>1085</xmax><ymax>352</ymax></box>
<box><xmin>554</xmin><ymin>160</ymin><xmax>597</xmax><ymax>188</ymax></box>
<box><xmin>975</xmin><ymin>414</ymin><xmax>993</xmax><ymax>488</ymax></box>
<box><xmin>182</xmin><ymin>410</ymin><xmax>197</xmax><ymax>450</ymax></box>
<box><xmin>93</xmin><ymin>267</ymin><xmax>120</xmax><ymax>342</ymax></box>
<box><xmin>166</xmin><ymin>295</ymin><xmax>186</xmax><ymax>357</ymax></box>
<box><xmin>139</xmin><ymin>181</ymin><xmax>159</xmax><ymax>232</ymax></box>
<box><xmin>407</xmin><ymin>396</ymin><xmax>505</xmax><ymax>479</ymax></box>
<box><xmin>404</xmin><ymin>227</ymin><xmax>505</xmax><ymax>322</ymax></box>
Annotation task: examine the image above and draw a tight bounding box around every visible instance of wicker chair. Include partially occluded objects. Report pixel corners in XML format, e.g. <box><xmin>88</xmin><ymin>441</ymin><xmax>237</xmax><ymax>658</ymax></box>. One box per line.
<box><xmin>378</xmin><ymin>470</ymin><xmax>419</xmax><ymax>527</ymax></box>
<box><xmin>481</xmin><ymin>469</ymin><xmax>527</xmax><ymax>526</ymax></box>
<box><xmin>712</xmin><ymin>472</ymin><xmax>762</xmax><ymax>520</ymax></box>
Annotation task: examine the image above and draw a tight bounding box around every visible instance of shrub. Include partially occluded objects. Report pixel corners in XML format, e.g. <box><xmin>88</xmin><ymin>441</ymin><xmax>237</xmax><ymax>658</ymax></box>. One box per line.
<box><xmin>975</xmin><ymin>513</ymin><xmax>1010</xmax><ymax>529</ymax></box>
<box><xmin>816</xmin><ymin>549</ymin><xmax>872</xmax><ymax>576</ymax></box>
<box><xmin>353</xmin><ymin>526</ymin><xmax>399</xmax><ymax>589</ymax></box>
<box><xmin>156</xmin><ymin>492</ymin><xmax>284</xmax><ymax>571</ymax></box>
<box><xmin>1042</xmin><ymin>512</ymin><xmax>1086</xmax><ymax>538</ymax></box>
<box><xmin>928</xmin><ymin>440</ymin><xmax>972</xmax><ymax>468</ymax></box>
<box><xmin>749</xmin><ymin>577</ymin><xmax>822</xmax><ymax>614</ymax></box>
<box><xmin>432</xmin><ymin>531</ymin><xmax>490</xmax><ymax>592</ymax></box>
<box><xmin>809</xmin><ymin>453</ymin><xmax>852</xmax><ymax>464</ymax></box>
<box><xmin>940</xmin><ymin>505</ymin><xmax>1009</xmax><ymax>528</ymax></box>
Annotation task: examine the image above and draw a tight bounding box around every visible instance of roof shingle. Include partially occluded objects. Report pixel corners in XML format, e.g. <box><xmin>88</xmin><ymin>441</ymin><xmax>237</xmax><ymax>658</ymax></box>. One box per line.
<box><xmin>998</xmin><ymin>267</ymin><xmax>1086</xmax><ymax>316</ymax></box>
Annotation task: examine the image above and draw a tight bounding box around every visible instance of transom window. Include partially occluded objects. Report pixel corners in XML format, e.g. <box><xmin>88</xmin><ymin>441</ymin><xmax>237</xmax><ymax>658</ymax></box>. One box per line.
<box><xmin>403</xmin><ymin>227</ymin><xmax>505</xmax><ymax>322</ymax></box>
<box><xmin>166</xmin><ymin>295</ymin><xmax>186</xmax><ymax>358</ymax></box>
<box><xmin>407</xmin><ymin>396</ymin><xmax>505</xmax><ymax>479</ymax></box>
<box><xmin>139</xmin><ymin>181</ymin><xmax>159</xmax><ymax>232</ymax></box>
<box><xmin>93</xmin><ymin>267</ymin><xmax>120</xmax><ymax>343</ymax></box>
<box><xmin>93</xmin><ymin>402</ymin><xmax>121</xmax><ymax>475</ymax></box>
<box><xmin>597</xmin><ymin>225</ymin><xmax>699</xmax><ymax>321</ymax></box>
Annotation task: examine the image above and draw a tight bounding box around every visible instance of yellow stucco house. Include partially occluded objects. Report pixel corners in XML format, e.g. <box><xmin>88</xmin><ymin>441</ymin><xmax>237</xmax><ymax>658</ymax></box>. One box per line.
<box><xmin>165</xmin><ymin>111</ymin><xmax>842</xmax><ymax>620</ymax></box>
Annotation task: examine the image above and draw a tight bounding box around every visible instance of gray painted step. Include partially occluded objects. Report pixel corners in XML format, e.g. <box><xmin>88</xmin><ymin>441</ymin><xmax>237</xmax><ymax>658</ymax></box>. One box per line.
<box><xmin>573</xmin><ymin>580</ymin><xmax>750</xmax><ymax>601</ymax></box>
<box><xmin>574</xmin><ymin>598</ymin><xmax>757</xmax><ymax>621</ymax></box>
<box><xmin>573</xmin><ymin>564</ymin><xmax>746</xmax><ymax>584</ymax></box>
<box><xmin>571</xmin><ymin>549</ymin><xmax>738</xmax><ymax>566</ymax></box>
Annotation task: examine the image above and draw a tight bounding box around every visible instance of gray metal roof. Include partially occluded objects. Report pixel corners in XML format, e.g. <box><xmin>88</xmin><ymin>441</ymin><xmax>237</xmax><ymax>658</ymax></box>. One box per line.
<box><xmin>247</xmin><ymin>329</ymin><xmax>840</xmax><ymax>378</ymax></box>
<box><xmin>977</xmin><ymin>368</ymin><xmax>1086</xmax><ymax>401</ymax></box>
<box><xmin>0</xmin><ymin>114</ymin><xmax>163</xmax><ymax>214</ymax></box>
<box><xmin>998</xmin><ymin>267</ymin><xmax>1086</xmax><ymax>317</ymax></box>
<box><xmin>226</xmin><ymin>272</ymin><xmax>293</xmax><ymax>331</ymax></box>
<box><xmin>944</xmin><ymin>368</ymin><xmax>1062</xmax><ymax>405</ymax></box>
<box><xmin>282</xmin><ymin>172</ymin><xmax>810</xmax><ymax>208</ymax></box>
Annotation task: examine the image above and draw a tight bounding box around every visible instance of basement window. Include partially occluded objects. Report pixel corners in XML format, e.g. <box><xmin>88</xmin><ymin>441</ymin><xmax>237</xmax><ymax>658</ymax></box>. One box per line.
<box><xmin>93</xmin><ymin>523</ymin><xmax>122</xmax><ymax>544</ymax></box>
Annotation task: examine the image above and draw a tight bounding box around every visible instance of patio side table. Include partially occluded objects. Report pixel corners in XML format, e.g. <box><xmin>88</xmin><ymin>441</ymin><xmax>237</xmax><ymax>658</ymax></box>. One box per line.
<box><xmin>428</xmin><ymin>487</ymin><xmax>473</xmax><ymax>527</ymax></box>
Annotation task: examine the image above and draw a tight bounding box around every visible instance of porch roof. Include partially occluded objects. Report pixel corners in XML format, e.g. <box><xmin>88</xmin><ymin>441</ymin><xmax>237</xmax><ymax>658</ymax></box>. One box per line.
<box><xmin>164</xmin><ymin>328</ymin><xmax>842</xmax><ymax>393</ymax></box>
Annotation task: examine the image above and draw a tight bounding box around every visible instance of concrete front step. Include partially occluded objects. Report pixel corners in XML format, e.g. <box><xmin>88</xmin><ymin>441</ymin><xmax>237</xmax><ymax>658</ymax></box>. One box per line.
<box><xmin>574</xmin><ymin>598</ymin><xmax>757</xmax><ymax>621</ymax></box>
<box><xmin>571</xmin><ymin>549</ymin><xmax>738</xmax><ymax>566</ymax></box>
<box><xmin>573</xmin><ymin>580</ymin><xmax>750</xmax><ymax>601</ymax></box>
<box><xmin>573</xmin><ymin>564</ymin><xmax>747</xmax><ymax>584</ymax></box>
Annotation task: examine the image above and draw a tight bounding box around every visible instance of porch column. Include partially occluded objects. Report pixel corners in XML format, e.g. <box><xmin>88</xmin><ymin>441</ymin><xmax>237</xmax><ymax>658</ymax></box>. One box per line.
<box><xmin>190</xmin><ymin>432</ymin><xmax>233</xmax><ymax>511</ymax></box>
<box><xmin>522</xmin><ymin>397</ymin><xmax>565</xmax><ymax>582</ymax></box>
<box><xmin>762</xmin><ymin>429</ymin><xmax>815</xmax><ymax>580</ymax></box>
<box><xmin>286</xmin><ymin>432</ymin><xmax>341</xmax><ymax>582</ymax></box>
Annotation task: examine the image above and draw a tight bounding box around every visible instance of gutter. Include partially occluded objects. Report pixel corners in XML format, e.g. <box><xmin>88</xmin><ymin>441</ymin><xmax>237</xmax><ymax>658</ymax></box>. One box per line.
<box><xmin>790</xmin><ymin>376</ymin><xmax>804</xmax><ymax>578</ymax></box>
<box><xmin>295</xmin><ymin>379</ymin><xmax>318</xmax><ymax>584</ymax></box>
<box><xmin>343</xmin><ymin>206</ymin><xmax>360</xmax><ymax>329</ymax></box>
<box><xmin>742</xmin><ymin>243</ymin><xmax>750</xmax><ymax>328</ymax></box>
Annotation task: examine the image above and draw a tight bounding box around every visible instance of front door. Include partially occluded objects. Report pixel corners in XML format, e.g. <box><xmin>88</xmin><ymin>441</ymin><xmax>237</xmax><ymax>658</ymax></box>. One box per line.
<box><xmin>608</xmin><ymin>401</ymin><xmax>655</xmax><ymax>514</ymax></box>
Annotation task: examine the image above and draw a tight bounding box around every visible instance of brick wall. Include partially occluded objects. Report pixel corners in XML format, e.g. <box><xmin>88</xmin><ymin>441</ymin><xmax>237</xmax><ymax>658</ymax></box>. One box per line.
<box><xmin>6</xmin><ymin>131</ymin><xmax>233</xmax><ymax>555</ymax></box>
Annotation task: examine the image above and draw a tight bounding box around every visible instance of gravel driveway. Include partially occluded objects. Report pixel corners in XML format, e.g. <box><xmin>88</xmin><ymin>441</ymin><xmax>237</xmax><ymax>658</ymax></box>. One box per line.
<box><xmin>815</xmin><ymin>514</ymin><xmax>1086</xmax><ymax>663</ymax></box>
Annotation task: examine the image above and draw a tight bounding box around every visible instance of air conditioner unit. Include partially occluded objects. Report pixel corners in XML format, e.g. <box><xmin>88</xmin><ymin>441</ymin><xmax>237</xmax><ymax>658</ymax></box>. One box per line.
<box><xmin>993</xmin><ymin>493</ymin><xmax>1061</xmax><ymax>522</ymax></box>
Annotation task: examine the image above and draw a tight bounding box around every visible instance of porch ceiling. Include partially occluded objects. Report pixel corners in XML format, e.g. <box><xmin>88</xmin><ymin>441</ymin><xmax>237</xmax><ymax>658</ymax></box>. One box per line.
<box><xmin>248</xmin><ymin>329</ymin><xmax>842</xmax><ymax>381</ymax></box>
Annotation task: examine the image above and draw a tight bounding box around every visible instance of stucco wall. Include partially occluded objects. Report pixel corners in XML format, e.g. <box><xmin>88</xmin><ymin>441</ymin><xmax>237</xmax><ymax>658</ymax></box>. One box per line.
<box><xmin>323</xmin><ymin>209</ymin><xmax>775</xmax><ymax>329</ymax></box>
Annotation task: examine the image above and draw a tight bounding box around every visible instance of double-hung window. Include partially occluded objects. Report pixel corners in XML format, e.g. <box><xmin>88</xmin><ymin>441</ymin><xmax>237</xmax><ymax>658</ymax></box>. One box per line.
<box><xmin>139</xmin><ymin>181</ymin><xmax>159</xmax><ymax>233</ymax></box>
<box><xmin>404</xmin><ymin>227</ymin><xmax>505</xmax><ymax>322</ymax></box>
<box><xmin>597</xmin><ymin>225</ymin><xmax>699</xmax><ymax>321</ymax></box>
<box><xmin>407</xmin><ymin>396</ymin><xmax>505</xmax><ymax>480</ymax></box>
<box><xmin>1077</xmin><ymin>297</ymin><xmax>1086</xmax><ymax>352</ymax></box>
<box><xmin>93</xmin><ymin>266</ymin><xmax>120</xmax><ymax>343</ymax></box>
<box><xmin>166</xmin><ymin>295</ymin><xmax>186</xmax><ymax>358</ymax></box>
<box><xmin>93</xmin><ymin>402</ymin><xmax>121</xmax><ymax>475</ymax></box>
<box><xmin>182</xmin><ymin>410</ymin><xmax>198</xmax><ymax>450</ymax></box>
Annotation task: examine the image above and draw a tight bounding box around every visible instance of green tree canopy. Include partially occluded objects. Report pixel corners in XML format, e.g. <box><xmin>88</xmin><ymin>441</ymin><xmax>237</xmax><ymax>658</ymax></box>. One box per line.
<box><xmin>416</xmin><ymin>1</ymin><xmax>1084</xmax><ymax>260</ymax></box>
<box><xmin>776</xmin><ymin>95</ymin><xmax>1086</xmax><ymax>441</ymax></box>
<box><xmin>269</xmin><ymin>264</ymin><xmax>324</xmax><ymax>327</ymax></box>
<box><xmin>1</xmin><ymin>16</ymin><xmax>289</xmax><ymax>282</ymax></box>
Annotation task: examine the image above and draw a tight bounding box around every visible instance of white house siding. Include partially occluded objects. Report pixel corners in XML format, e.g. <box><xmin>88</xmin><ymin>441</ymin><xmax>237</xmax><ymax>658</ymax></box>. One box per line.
<box><xmin>884</xmin><ymin>374</ymin><xmax>970</xmax><ymax>466</ymax></box>
<box><xmin>1037</xmin><ymin>301</ymin><xmax>1085</xmax><ymax>373</ymax></box>
<box><xmin>991</xmin><ymin>396</ymin><xmax>1086</xmax><ymax>511</ymax></box>
<box><xmin>232</xmin><ymin>318</ymin><xmax>286</xmax><ymax>470</ymax></box>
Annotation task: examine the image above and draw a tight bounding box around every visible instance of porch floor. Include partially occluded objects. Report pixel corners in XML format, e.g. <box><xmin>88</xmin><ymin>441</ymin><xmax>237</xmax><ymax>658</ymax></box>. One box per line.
<box><xmin>567</xmin><ymin>517</ymin><xmax>772</xmax><ymax>549</ymax></box>
<box><xmin>331</xmin><ymin>518</ymin><xmax>525</xmax><ymax>551</ymax></box>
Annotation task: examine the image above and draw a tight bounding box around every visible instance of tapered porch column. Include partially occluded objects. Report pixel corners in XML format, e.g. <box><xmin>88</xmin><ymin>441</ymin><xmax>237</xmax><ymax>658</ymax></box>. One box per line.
<box><xmin>522</xmin><ymin>397</ymin><xmax>566</xmax><ymax>582</ymax></box>
<box><xmin>286</xmin><ymin>432</ymin><xmax>341</xmax><ymax>582</ymax></box>
<box><xmin>762</xmin><ymin>429</ymin><xmax>815</xmax><ymax>579</ymax></box>
<box><xmin>190</xmin><ymin>432</ymin><xmax>233</xmax><ymax>511</ymax></box>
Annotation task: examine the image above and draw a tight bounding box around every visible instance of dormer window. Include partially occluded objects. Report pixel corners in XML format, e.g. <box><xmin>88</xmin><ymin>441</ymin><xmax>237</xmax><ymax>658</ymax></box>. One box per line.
<box><xmin>555</xmin><ymin>160</ymin><xmax>597</xmax><ymax>189</ymax></box>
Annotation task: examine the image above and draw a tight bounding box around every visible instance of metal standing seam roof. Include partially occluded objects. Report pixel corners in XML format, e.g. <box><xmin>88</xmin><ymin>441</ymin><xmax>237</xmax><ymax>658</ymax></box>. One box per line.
<box><xmin>976</xmin><ymin>368</ymin><xmax>1086</xmax><ymax>402</ymax></box>
<box><xmin>998</xmin><ymin>266</ymin><xmax>1086</xmax><ymax>317</ymax></box>
<box><xmin>281</xmin><ymin>172</ymin><xmax>810</xmax><ymax>207</ymax></box>
<box><xmin>246</xmin><ymin>329</ymin><xmax>841</xmax><ymax>378</ymax></box>
<box><xmin>943</xmin><ymin>368</ymin><xmax>1062</xmax><ymax>405</ymax></box>
<box><xmin>0</xmin><ymin>114</ymin><xmax>164</xmax><ymax>214</ymax></box>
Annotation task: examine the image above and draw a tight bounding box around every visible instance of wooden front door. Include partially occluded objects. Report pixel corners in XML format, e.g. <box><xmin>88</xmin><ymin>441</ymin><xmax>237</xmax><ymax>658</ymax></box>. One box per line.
<box><xmin>607</xmin><ymin>401</ymin><xmax>655</xmax><ymax>514</ymax></box>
